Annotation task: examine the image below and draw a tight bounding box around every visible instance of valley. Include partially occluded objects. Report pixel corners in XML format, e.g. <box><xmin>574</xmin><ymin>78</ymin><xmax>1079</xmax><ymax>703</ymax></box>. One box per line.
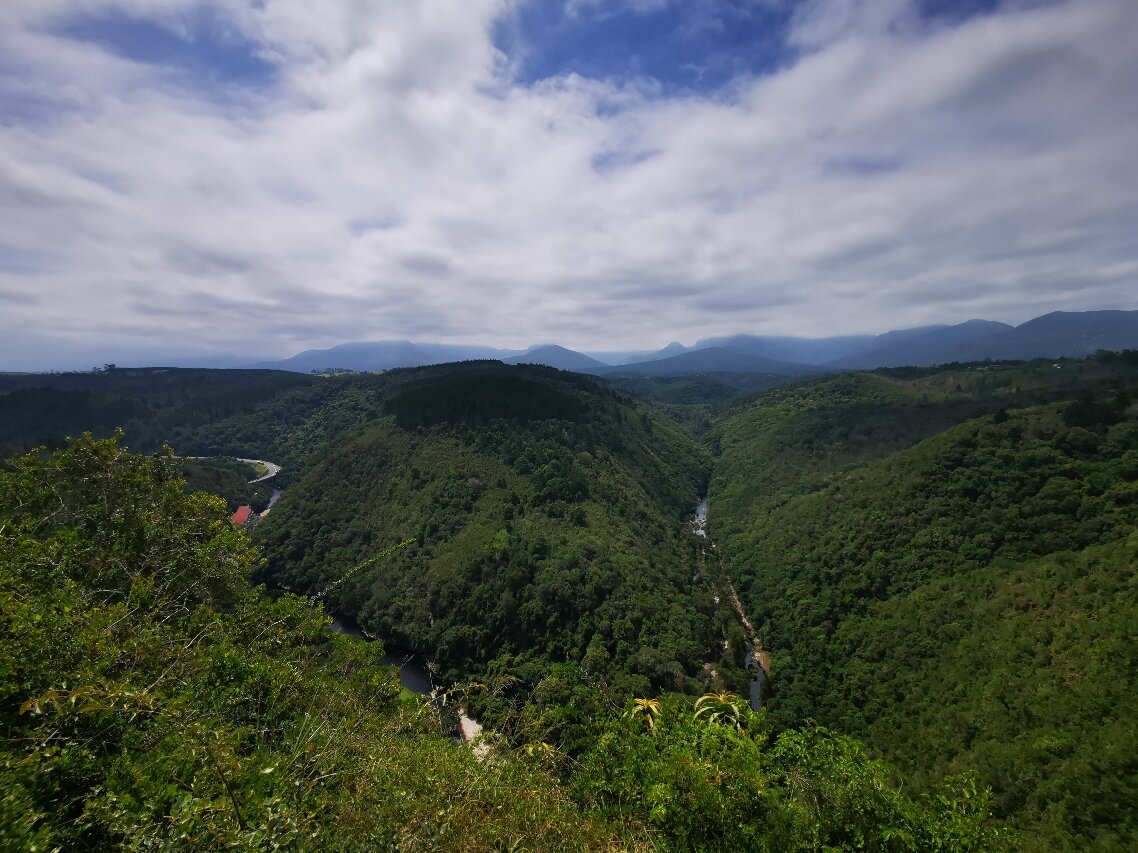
<box><xmin>5</xmin><ymin>2</ymin><xmax>1137</xmax><ymax>846</ymax></box>
<box><xmin>2</xmin><ymin>352</ymin><xmax>1137</xmax><ymax>850</ymax></box>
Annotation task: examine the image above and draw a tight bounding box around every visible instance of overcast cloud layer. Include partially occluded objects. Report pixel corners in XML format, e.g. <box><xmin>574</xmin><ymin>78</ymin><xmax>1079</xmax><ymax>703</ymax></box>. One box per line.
<box><xmin>2</xmin><ymin>0</ymin><xmax>1137</xmax><ymax>369</ymax></box>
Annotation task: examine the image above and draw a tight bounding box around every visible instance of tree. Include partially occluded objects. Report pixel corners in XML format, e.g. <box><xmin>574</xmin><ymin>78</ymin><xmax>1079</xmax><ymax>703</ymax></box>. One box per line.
<box><xmin>694</xmin><ymin>692</ymin><xmax>747</xmax><ymax>731</ymax></box>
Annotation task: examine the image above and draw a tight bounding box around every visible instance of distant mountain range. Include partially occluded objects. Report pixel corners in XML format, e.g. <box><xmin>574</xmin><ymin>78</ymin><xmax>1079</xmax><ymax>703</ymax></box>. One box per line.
<box><xmin>235</xmin><ymin>309</ymin><xmax>1138</xmax><ymax>376</ymax></box>
<box><xmin>250</xmin><ymin>341</ymin><xmax>523</xmax><ymax>373</ymax></box>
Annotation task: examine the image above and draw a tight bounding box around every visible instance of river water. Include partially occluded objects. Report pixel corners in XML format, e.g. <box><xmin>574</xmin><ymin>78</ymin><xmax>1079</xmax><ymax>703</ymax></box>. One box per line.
<box><xmin>325</xmin><ymin>615</ymin><xmax>487</xmax><ymax>748</ymax></box>
<box><xmin>693</xmin><ymin>494</ymin><xmax>765</xmax><ymax>711</ymax></box>
<box><xmin>327</xmin><ymin>615</ymin><xmax>434</xmax><ymax>694</ymax></box>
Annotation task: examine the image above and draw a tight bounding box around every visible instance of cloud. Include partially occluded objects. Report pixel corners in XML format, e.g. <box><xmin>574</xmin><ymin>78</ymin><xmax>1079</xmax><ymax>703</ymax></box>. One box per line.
<box><xmin>0</xmin><ymin>0</ymin><xmax>1136</xmax><ymax>369</ymax></box>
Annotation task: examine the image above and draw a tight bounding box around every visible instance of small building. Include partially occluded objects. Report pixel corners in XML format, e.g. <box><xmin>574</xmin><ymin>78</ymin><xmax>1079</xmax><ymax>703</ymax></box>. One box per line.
<box><xmin>230</xmin><ymin>505</ymin><xmax>257</xmax><ymax>528</ymax></box>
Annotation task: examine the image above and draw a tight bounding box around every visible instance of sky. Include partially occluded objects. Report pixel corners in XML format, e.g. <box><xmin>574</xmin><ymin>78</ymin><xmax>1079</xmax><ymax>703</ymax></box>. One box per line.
<box><xmin>1</xmin><ymin>0</ymin><xmax>1137</xmax><ymax>369</ymax></box>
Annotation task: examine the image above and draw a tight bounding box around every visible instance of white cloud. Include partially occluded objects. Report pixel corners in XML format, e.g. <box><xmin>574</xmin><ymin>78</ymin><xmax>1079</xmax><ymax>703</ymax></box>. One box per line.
<box><xmin>1</xmin><ymin>0</ymin><xmax>1137</xmax><ymax>368</ymax></box>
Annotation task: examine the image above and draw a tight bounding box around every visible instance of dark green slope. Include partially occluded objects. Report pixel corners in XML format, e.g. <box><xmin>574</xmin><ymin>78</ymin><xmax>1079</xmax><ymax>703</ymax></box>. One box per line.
<box><xmin>0</xmin><ymin>366</ymin><xmax>316</xmax><ymax>456</ymax></box>
<box><xmin>710</xmin><ymin>358</ymin><xmax>1138</xmax><ymax>849</ymax></box>
<box><xmin>256</xmin><ymin>362</ymin><xmax>718</xmax><ymax>696</ymax></box>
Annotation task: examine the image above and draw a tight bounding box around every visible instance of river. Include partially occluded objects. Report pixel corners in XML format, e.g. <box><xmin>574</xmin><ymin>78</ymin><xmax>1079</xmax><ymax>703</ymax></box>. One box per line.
<box><xmin>327</xmin><ymin>614</ymin><xmax>434</xmax><ymax>694</ymax></box>
<box><xmin>692</xmin><ymin>494</ymin><xmax>767</xmax><ymax>711</ymax></box>
<box><xmin>327</xmin><ymin>613</ymin><xmax>486</xmax><ymax>750</ymax></box>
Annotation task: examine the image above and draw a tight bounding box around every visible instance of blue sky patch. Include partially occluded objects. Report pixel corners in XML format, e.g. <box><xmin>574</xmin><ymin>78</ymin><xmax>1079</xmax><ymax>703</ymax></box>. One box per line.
<box><xmin>592</xmin><ymin>147</ymin><xmax>660</xmax><ymax>174</ymax></box>
<box><xmin>495</xmin><ymin>0</ymin><xmax>796</xmax><ymax>95</ymax></box>
<box><xmin>0</xmin><ymin>246</ymin><xmax>58</xmax><ymax>276</ymax></box>
<box><xmin>50</xmin><ymin>7</ymin><xmax>276</xmax><ymax>92</ymax></box>
<box><xmin>495</xmin><ymin>0</ymin><xmax>1005</xmax><ymax>96</ymax></box>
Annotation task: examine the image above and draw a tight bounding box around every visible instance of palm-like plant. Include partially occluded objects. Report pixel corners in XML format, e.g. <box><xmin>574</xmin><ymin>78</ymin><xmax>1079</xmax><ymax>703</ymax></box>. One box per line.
<box><xmin>626</xmin><ymin>697</ymin><xmax>663</xmax><ymax>732</ymax></box>
<box><xmin>694</xmin><ymin>692</ymin><xmax>746</xmax><ymax>731</ymax></box>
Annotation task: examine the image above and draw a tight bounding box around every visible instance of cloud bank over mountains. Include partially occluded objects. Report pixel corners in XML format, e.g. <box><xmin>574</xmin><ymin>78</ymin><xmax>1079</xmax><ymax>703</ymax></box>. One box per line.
<box><xmin>2</xmin><ymin>0</ymin><xmax>1137</xmax><ymax>369</ymax></box>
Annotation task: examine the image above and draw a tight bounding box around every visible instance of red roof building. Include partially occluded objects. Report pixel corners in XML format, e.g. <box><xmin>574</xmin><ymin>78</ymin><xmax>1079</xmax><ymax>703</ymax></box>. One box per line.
<box><xmin>231</xmin><ymin>505</ymin><xmax>254</xmax><ymax>526</ymax></box>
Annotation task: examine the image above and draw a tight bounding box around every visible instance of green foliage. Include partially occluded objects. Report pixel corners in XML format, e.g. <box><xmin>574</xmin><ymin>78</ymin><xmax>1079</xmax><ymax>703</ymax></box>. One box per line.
<box><xmin>383</xmin><ymin>362</ymin><xmax>591</xmax><ymax>428</ymax></box>
<box><xmin>14</xmin><ymin>358</ymin><xmax>1126</xmax><ymax>848</ymax></box>
<box><xmin>711</xmin><ymin>360</ymin><xmax>1138</xmax><ymax>849</ymax></box>
<box><xmin>0</xmin><ymin>367</ymin><xmax>312</xmax><ymax>456</ymax></box>
<box><xmin>180</xmin><ymin>455</ymin><xmax>274</xmax><ymax>511</ymax></box>
<box><xmin>0</xmin><ymin>430</ymin><xmax>1000</xmax><ymax>853</ymax></box>
<box><xmin>0</xmin><ymin>435</ymin><xmax>628</xmax><ymax>850</ymax></box>
<box><xmin>256</xmin><ymin>363</ymin><xmax>717</xmax><ymax>703</ymax></box>
<box><xmin>567</xmin><ymin>694</ymin><xmax>1000</xmax><ymax>852</ymax></box>
<box><xmin>693</xmin><ymin>692</ymin><xmax>747</xmax><ymax>730</ymax></box>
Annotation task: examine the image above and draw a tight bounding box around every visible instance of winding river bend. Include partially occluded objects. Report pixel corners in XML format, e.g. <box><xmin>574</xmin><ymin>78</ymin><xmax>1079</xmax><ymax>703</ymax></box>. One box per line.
<box><xmin>328</xmin><ymin>614</ymin><xmax>434</xmax><ymax>693</ymax></box>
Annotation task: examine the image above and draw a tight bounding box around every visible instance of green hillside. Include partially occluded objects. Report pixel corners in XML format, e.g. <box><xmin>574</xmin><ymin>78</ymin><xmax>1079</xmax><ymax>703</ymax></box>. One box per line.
<box><xmin>255</xmin><ymin>362</ymin><xmax>721</xmax><ymax>699</ymax></box>
<box><xmin>5</xmin><ymin>356</ymin><xmax>1137</xmax><ymax>847</ymax></box>
<box><xmin>0</xmin><ymin>435</ymin><xmax>1000</xmax><ymax>851</ymax></box>
<box><xmin>0</xmin><ymin>367</ymin><xmax>315</xmax><ymax>457</ymax></box>
<box><xmin>710</xmin><ymin>356</ymin><xmax>1138</xmax><ymax>850</ymax></box>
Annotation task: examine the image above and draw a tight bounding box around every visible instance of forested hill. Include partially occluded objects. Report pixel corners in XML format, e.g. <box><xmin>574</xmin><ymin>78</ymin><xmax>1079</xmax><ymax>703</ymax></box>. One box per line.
<box><xmin>6</xmin><ymin>356</ymin><xmax>1138</xmax><ymax>847</ymax></box>
<box><xmin>255</xmin><ymin>361</ymin><xmax>721</xmax><ymax>698</ymax></box>
<box><xmin>1</xmin><ymin>434</ymin><xmax>1000</xmax><ymax>850</ymax></box>
<box><xmin>710</xmin><ymin>354</ymin><xmax>1138</xmax><ymax>850</ymax></box>
<box><xmin>0</xmin><ymin>367</ymin><xmax>316</xmax><ymax>458</ymax></box>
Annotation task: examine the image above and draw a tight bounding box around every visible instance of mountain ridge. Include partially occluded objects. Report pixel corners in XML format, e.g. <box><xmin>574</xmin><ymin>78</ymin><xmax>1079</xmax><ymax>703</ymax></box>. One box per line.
<box><xmin>162</xmin><ymin>308</ymin><xmax>1138</xmax><ymax>376</ymax></box>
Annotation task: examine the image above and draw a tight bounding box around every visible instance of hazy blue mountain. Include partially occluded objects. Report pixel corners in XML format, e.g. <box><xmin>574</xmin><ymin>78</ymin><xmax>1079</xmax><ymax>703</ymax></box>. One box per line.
<box><xmin>693</xmin><ymin>334</ymin><xmax>876</xmax><ymax>365</ymax></box>
<box><xmin>504</xmin><ymin>344</ymin><xmax>609</xmax><ymax>371</ymax></box>
<box><xmin>597</xmin><ymin>346</ymin><xmax>821</xmax><ymax>377</ymax></box>
<box><xmin>252</xmin><ymin>341</ymin><xmax>526</xmax><ymax>373</ymax></box>
<box><xmin>625</xmin><ymin>341</ymin><xmax>692</xmax><ymax>364</ymax></box>
<box><xmin>223</xmin><ymin>309</ymin><xmax>1138</xmax><ymax>376</ymax></box>
<box><xmin>255</xmin><ymin>341</ymin><xmax>432</xmax><ymax>373</ymax></box>
<box><xmin>950</xmin><ymin>310</ymin><xmax>1138</xmax><ymax>362</ymax></box>
<box><xmin>835</xmin><ymin>320</ymin><xmax>1013</xmax><ymax>368</ymax></box>
<box><xmin>578</xmin><ymin>347</ymin><xmax>659</xmax><ymax>364</ymax></box>
<box><xmin>629</xmin><ymin>335</ymin><xmax>877</xmax><ymax>367</ymax></box>
<box><xmin>412</xmin><ymin>343</ymin><xmax>523</xmax><ymax>363</ymax></box>
<box><xmin>832</xmin><ymin>310</ymin><xmax>1138</xmax><ymax>368</ymax></box>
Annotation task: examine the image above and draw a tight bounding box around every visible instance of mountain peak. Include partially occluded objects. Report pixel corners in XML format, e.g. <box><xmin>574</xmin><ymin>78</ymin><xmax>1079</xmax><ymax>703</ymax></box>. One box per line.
<box><xmin>504</xmin><ymin>345</ymin><xmax>608</xmax><ymax>371</ymax></box>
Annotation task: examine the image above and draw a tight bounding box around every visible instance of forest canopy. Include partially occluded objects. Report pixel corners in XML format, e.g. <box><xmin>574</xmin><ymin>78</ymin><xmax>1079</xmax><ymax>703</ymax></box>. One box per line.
<box><xmin>0</xmin><ymin>434</ymin><xmax>1001</xmax><ymax>851</ymax></box>
<box><xmin>3</xmin><ymin>356</ymin><xmax>1137</xmax><ymax>848</ymax></box>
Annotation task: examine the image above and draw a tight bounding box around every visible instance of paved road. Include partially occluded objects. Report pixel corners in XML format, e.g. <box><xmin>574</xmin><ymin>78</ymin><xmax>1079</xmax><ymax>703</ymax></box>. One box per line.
<box><xmin>236</xmin><ymin>458</ymin><xmax>282</xmax><ymax>483</ymax></box>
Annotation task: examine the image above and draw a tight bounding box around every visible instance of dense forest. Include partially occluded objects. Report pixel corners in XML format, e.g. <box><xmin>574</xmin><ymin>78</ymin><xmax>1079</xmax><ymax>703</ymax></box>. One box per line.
<box><xmin>2</xmin><ymin>354</ymin><xmax>1136</xmax><ymax>848</ymax></box>
<box><xmin>0</xmin><ymin>435</ymin><xmax>999</xmax><ymax>850</ymax></box>
<box><xmin>254</xmin><ymin>362</ymin><xmax>723</xmax><ymax>702</ymax></box>
<box><xmin>0</xmin><ymin>367</ymin><xmax>316</xmax><ymax>460</ymax></box>
<box><xmin>711</xmin><ymin>355</ymin><xmax>1138</xmax><ymax>850</ymax></box>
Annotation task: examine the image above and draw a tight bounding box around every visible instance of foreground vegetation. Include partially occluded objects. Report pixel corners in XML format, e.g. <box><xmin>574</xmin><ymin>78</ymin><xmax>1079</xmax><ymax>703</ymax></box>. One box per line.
<box><xmin>1</xmin><ymin>436</ymin><xmax>1000</xmax><ymax>850</ymax></box>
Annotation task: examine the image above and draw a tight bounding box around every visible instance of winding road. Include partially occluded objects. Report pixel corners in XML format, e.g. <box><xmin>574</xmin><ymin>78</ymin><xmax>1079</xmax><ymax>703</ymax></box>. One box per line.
<box><xmin>236</xmin><ymin>458</ymin><xmax>282</xmax><ymax>483</ymax></box>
